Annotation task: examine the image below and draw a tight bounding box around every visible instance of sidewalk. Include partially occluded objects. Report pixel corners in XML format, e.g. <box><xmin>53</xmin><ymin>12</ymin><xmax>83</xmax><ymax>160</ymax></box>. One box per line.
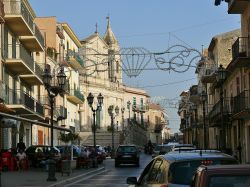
<box><xmin>0</xmin><ymin>164</ymin><xmax>106</xmax><ymax>187</ymax></box>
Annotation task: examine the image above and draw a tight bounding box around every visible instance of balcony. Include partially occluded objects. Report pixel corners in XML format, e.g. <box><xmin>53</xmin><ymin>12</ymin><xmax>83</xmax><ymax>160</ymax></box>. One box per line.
<box><xmin>189</xmin><ymin>85</ymin><xmax>200</xmax><ymax>103</ymax></box>
<box><xmin>0</xmin><ymin>0</ymin><xmax>4</xmax><ymax>23</ymax></box>
<box><xmin>19</xmin><ymin>24</ymin><xmax>44</xmax><ymax>51</ymax></box>
<box><xmin>67</xmin><ymin>89</ymin><xmax>84</xmax><ymax>104</ymax></box>
<box><xmin>208</xmin><ymin>98</ymin><xmax>231</xmax><ymax>127</ymax></box>
<box><xmin>66</xmin><ymin>49</ymin><xmax>84</xmax><ymax>69</ymax></box>
<box><xmin>232</xmin><ymin>90</ymin><xmax>250</xmax><ymax>119</ymax></box>
<box><xmin>55</xmin><ymin>105</ymin><xmax>67</xmax><ymax>121</ymax></box>
<box><xmin>0</xmin><ymin>80</ymin><xmax>5</xmax><ymax>103</ymax></box>
<box><xmin>3</xmin><ymin>44</ymin><xmax>43</xmax><ymax>85</ymax></box>
<box><xmin>228</xmin><ymin>0</ymin><xmax>249</xmax><ymax>14</ymax></box>
<box><xmin>132</xmin><ymin>104</ymin><xmax>149</xmax><ymax>112</ymax></box>
<box><xmin>200</xmin><ymin>63</ymin><xmax>217</xmax><ymax>83</ymax></box>
<box><xmin>5</xmin><ymin>88</ymin><xmax>44</xmax><ymax>119</ymax></box>
<box><xmin>228</xmin><ymin>37</ymin><xmax>250</xmax><ymax>72</ymax></box>
<box><xmin>3</xmin><ymin>0</ymin><xmax>44</xmax><ymax>51</ymax></box>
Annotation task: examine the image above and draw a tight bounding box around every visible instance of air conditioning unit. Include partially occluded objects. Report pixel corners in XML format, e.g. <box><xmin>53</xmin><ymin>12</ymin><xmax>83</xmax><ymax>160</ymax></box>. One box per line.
<box><xmin>0</xmin><ymin>118</ymin><xmax>17</xmax><ymax>128</ymax></box>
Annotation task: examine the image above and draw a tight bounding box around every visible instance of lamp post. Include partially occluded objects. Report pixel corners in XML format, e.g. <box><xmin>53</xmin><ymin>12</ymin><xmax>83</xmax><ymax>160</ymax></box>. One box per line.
<box><xmin>108</xmin><ymin>105</ymin><xmax>119</xmax><ymax>158</ymax></box>
<box><xmin>43</xmin><ymin>66</ymin><xmax>66</xmax><ymax>181</ymax></box>
<box><xmin>191</xmin><ymin>104</ymin><xmax>198</xmax><ymax>148</ymax></box>
<box><xmin>87</xmin><ymin>92</ymin><xmax>104</xmax><ymax>167</ymax></box>
<box><xmin>121</xmin><ymin>107</ymin><xmax>125</xmax><ymax>131</ymax></box>
<box><xmin>127</xmin><ymin>101</ymin><xmax>131</xmax><ymax>120</ymax></box>
<box><xmin>216</xmin><ymin>64</ymin><xmax>227</xmax><ymax>151</ymax></box>
<box><xmin>201</xmin><ymin>91</ymin><xmax>207</xmax><ymax>149</ymax></box>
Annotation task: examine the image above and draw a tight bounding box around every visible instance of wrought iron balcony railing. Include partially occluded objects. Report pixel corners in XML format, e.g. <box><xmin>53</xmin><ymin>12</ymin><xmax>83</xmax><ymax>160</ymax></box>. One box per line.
<box><xmin>232</xmin><ymin>37</ymin><xmax>250</xmax><ymax>60</ymax></box>
<box><xmin>232</xmin><ymin>90</ymin><xmax>250</xmax><ymax>115</ymax></box>
<box><xmin>5</xmin><ymin>88</ymin><xmax>34</xmax><ymax>110</ymax></box>
<box><xmin>3</xmin><ymin>0</ymin><xmax>33</xmax><ymax>30</ymax></box>
<box><xmin>34</xmin><ymin>24</ymin><xmax>44</xmax><ymax>48</ymax></box>
<box><xmin>208</xmin><ymin>98</ymin><xmax>231</xmax><ymax>121</ymax></box>
<box><xmin>55</xmin><ymin>105</ymin><xmax>67</xmax><ymax>121</ymax></box>
<box><xmin>132</xmin><ymin>104</ymin><xmax>149</xmax><ymax>112</ymax></box>
<box><xmin>66</xmin><ymin>49</ymin><xmax>84</xmax><ymax>67</ymax></box>
<box><xmin>0</xmin><ymin>80</ymin><xmax>5</xmax><ymax>102</ymax></box>
<box><xmin>68</xmin><ymin>89</ymin><xmax>84</xmax><ymax>102</ymax></box>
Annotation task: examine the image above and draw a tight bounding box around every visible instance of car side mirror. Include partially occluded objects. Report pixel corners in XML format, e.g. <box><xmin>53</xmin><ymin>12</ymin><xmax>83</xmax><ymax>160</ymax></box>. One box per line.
<box><xmin>127</xmin><ymin>177</ymin><xmax>138</xmax><ymax>184</ymax></box>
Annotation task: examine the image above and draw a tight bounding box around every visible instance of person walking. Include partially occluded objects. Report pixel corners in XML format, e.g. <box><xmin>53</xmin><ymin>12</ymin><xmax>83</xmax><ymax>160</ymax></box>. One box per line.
<box><xmin>17</xmin><ymin>140</ymin><xmax>26</xmax><ymax>152</ymax></box>
<box><xmin>16</xmin><ymin>149</ymin><xmax>27</xmax><ymax>171</ymax></box>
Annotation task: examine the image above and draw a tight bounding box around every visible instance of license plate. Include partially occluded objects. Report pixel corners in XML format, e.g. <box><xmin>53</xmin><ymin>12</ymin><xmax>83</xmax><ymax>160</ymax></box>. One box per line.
<box><xmin>123</xmin><ymin>155</ymin><xmax>131</xmax><ymax>158</ymax></box>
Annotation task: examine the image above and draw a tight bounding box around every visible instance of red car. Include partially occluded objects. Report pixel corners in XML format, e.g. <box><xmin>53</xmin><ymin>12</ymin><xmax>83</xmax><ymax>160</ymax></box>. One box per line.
<box><xmin>191</xmin><ymin>164</ymin><xmax>250</xmax><ymax>187</ymax></box>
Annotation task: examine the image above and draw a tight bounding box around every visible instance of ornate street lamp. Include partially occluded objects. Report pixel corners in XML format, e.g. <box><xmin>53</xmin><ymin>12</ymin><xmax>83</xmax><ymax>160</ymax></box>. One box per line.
<box><xmin>121</xmin><ymin>107</ymin><xmax>125</xmax><ymax>131</ymax></box>
<box><xmin>87</xmin><ymin>92</ymin><xmax>103</xmax><ymax>167</ymax></box>
<box><xmin>190</xmin><ymin>104</ymin><xmax>198</xmax><ymax>148</ymax></box>
<box><xmin>108</xmin><ymin>105</ymin><xmax>119</xmax><ymax>158</ymax></box>
<box><xmin>127</xmin><ymin>101</ymin><xmax>131</xmax><ymax>120</ymax></box>
<box><xmin>42</xmin><ymin>65</ymin><xmax>66</xmax><ymax>181</ymax></box>
<box><xmin>216</xmin><ymin>64</ymin><xmax>227</xmax><ymax>151</ymax></box>
<box><xmin>201</xmin><ymin>91</ymin><xmax>207</xmax><ymax>150</ymax></box>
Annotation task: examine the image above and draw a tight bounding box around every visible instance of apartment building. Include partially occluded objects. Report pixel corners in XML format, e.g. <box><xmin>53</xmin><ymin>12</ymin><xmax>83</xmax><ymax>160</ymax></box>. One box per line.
<box><xmin>213</xmin><ymin>0</ymin><xmax>250</xmax><ymax>163</ymax></box>
<box><xmin>146</xmin><ymin>103</ymin><xmax>168</xmax><ymax>145</ymax></box>
<box><xmin>35</xmin><ymin>17</ymin><xmax>84</xmax><ymax>146</ymax></box>
<box><xmin>0</xmin><ymin>0</ymin><xmax>45</xmax><ymax>148</ymax></box>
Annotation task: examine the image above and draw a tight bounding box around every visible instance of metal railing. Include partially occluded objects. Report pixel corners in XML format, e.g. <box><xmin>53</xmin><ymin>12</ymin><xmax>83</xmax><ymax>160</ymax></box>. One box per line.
<box><xmin>5</xmin><ymin>88</ymin><xmax>35</xmax><ymax>111</ymax></box>
<box><xmin>36</xmin><ymin>101</ymin><xmax>44</xmax><ymax>116</ymax></box>
<box><xmin>0</xmin><ymin>80</ymin><xmax>5</xmax><ymax>102</ymax></box>
<box><xmin>232</xmin><ymin>37</ymin><xmax>250</xmax><ymax>60</ymax></box>
<box><xmin>232</xmin><ymin>90</ymin><xmax>250</xmax><ymax>114</ymax></box>
<box><xmin>34</xmin><ymin>24</ymin><xmax>44</xmax><ymax>47</ymax></box>
<box><xmin>132</xmin><ymin>104</ymin><xmax>149</xmax><ymax>112</ymax></box>
<box><xmin>66</xmin><ymin>49</ymin><xmax>84</xmax><ymax>67</ymax></box>
<box><xmin>55</xmin><ymin>105</ymin><xmax>67</xmax><ymax>120</ymax></box>
<box><xmin>208</xmin><ymin>98</ymin><xmax>231</xmax><ymax>120</ymax></box>
<box><xmin>4</xmin><ymin>44</ymin><xmax>34</xmax><ymax>71</ymax></box>
<box><xmin>68</xmin><ymin>89</ymin><xmax>84</xmax><ymax>102</ymax></box>
<box><xmin>34</xmin><ymin>62</ymin><xmax>43</xmax><ymax>80</ymax></box>
<box><xmin>3</xmin><ymin>0</ymin><xmax>33</xmax><ymax>30</ymax></box>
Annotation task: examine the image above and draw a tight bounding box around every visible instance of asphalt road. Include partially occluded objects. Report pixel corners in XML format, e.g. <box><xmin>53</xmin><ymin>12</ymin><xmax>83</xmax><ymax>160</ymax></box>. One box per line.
<box><xmin>65</xmin><ymin>152</ymin><xmax>152</xmax><ymax>187</ymax></box>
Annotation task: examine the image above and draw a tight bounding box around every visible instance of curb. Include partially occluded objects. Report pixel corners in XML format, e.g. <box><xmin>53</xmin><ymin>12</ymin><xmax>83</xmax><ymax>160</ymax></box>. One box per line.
<box><xmin>47</xmin><ymin>167</ymin><xmax>106</xmax><ymax>187</ymax></box>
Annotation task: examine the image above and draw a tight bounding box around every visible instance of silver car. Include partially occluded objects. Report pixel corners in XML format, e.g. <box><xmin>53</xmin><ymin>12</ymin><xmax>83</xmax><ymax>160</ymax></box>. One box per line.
<box><xmin>127</xmin><ymin>151</ymin><xmax>238</xmax><ymax>187</ymax></box>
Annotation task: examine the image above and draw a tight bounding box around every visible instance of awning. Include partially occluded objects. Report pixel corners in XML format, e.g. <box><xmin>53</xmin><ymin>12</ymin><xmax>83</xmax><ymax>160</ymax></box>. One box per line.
<box><xmin>0</xmin><ymin>111</ymin><xmax>72</xmax><ymax>132</ymax></box>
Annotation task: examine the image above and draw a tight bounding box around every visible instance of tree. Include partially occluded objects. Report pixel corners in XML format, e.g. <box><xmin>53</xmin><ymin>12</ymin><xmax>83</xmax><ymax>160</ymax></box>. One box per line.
<box><xmin>58</xmin><ymin>132</ymin><xmax>81</xmax><ymax>144</ymax></box>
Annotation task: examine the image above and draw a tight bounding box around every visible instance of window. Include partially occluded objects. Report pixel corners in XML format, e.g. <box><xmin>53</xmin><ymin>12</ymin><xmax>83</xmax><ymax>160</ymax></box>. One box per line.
<box><xmin>147</xmin><ymin>159</ymin><xmax>164</xmax><ymax>183</ymax></box>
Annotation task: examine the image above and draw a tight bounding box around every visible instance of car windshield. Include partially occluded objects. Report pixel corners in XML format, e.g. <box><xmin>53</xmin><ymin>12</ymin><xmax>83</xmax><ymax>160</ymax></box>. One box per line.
<box><xmin>117</xmin><ymin>146</ymin><xmax>136</xmax><ymax>152</ymax></box>
<box><xmin>209</xmin><ymin>175</ymin><xmax>250</xmax><ymax>187</ymax></box>
<box><xmin>169</xmin><ymin>159</ymin><xmax>238</xmax><ymax>185</ymax></box>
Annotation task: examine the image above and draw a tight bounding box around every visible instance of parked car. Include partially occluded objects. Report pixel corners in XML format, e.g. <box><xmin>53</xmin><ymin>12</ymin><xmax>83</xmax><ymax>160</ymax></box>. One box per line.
<box><xmin>25</xmin><ymin>145</ymin><xmax>61</xmax><ymax>167</ymax></box>
<box><xmin>127</xmin><ymin>151</ymin><xmax>238</xmax><ymax>187</ymax></box>
<box><xmin>191</xmin><ymin>164</ymin><xmax>250</xmax><ymax>187</ymax></box>
<box><xmin>152</xmin><ymin>144</ymin><xmax>172</xmax><ymax>158</ymax></box>
<box><xmin>115</xmin><ymin>145</ymin><xmax>140</xmax><ymax>167</ymax></box>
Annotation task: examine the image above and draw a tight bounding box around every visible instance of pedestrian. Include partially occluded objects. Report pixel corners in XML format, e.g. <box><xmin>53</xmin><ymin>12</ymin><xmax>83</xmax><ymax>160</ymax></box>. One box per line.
<box><xmin>17</xmin><ymin>139</ymin><xmax>26</xmax><ymax>152</ymax></box>
<box><xmin>16</xmin><ymin>149</ymin><xmax>27</xmax><ymax>171</ymax></box>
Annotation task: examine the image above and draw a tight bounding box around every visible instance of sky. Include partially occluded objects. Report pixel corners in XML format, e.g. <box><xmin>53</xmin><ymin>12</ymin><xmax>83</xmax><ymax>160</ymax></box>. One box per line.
<box><xmin>29</xmin><ymin>0</ymin><xmax>240</xmax><ymax>133</ymax></box>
